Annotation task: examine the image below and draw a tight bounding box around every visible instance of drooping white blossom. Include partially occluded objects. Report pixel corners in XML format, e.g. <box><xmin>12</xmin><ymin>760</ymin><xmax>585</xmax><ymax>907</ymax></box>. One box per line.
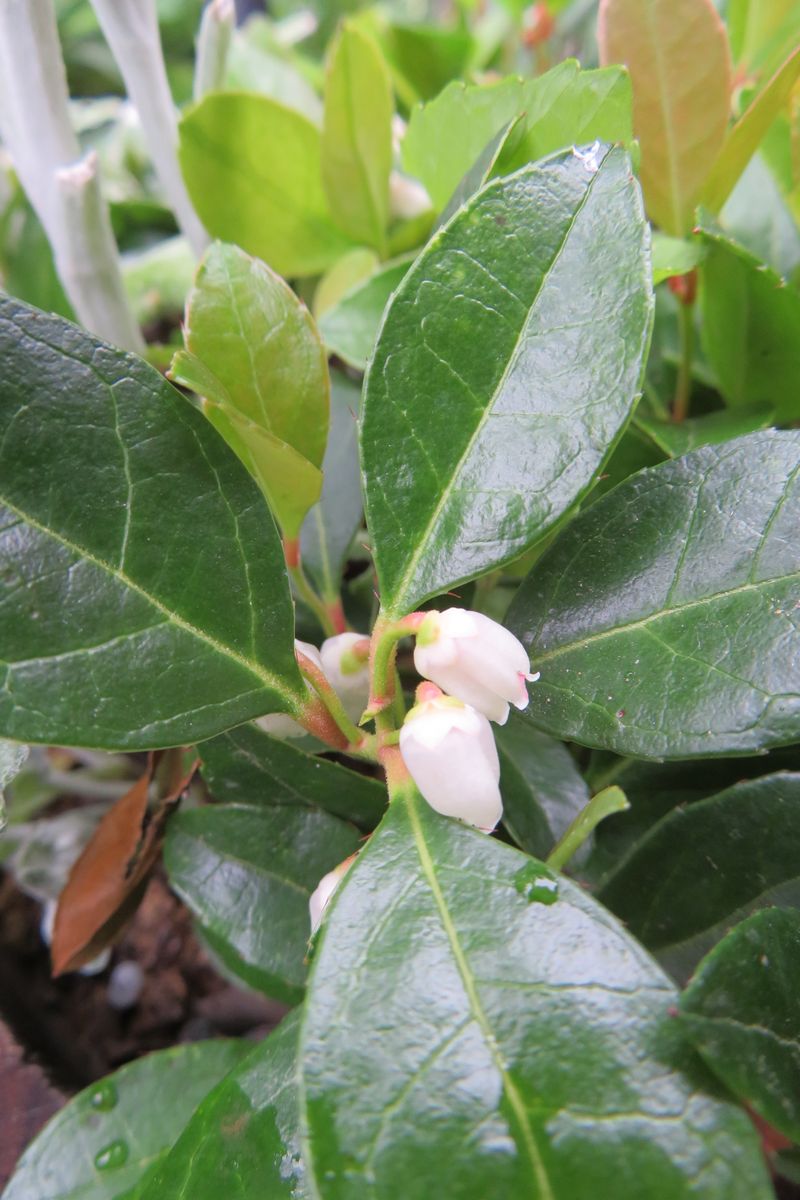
<box><xmin>257</xmin><ymin>639</ymin><xmax>323</xmax><ymax>739</ymax></box>
<box><xmin>320</xmin><ymin>632</ymin><xmax>370</xmax><ymax>724</ymax></box>
<box><xmin>413</xmin><ymin>608</ymin><xmax>538</xmax><ymax>725</ymax></box>
<box><xmin>399</xmin><ymin>691</ymin><xmax>502</xmax><ymax>831</ymax></box>
<box><xmin>309</xmin><ymin>855</ymin><xmax>355</xmax><ymax>933</ymax></box>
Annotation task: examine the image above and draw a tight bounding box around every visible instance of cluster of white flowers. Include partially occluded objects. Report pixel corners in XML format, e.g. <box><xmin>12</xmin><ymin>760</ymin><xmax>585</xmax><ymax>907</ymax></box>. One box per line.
<box><xmin>401</xmin><ymin>609</ymin><xmax>538</xmax><ymax>831</ymax></box>
<box><xmin>303</xmin><ymin>610</ymin><xmax>538</xmax><ymax>934</ymax></box>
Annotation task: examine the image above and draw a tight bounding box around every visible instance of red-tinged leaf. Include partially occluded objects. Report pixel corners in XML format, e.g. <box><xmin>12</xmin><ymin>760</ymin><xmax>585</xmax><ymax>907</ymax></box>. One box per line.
<box><xmin>598</xmin><ymin>0</ymin><xmax>732</xmax><ymax>235</ymax></box>
<box><xmin>51</xmin><ymin>753</ymin><xmax>197</xmax><ymax>975</ymax></box>
<box><xmin>702</xmin><ymin>46</ymin><xmax>800</xmax><ymax>213</ymax></box>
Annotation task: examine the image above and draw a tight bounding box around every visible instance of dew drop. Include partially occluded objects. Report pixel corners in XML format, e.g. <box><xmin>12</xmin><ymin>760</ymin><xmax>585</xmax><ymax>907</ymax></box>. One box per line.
<box><xmin>90</xmin><ymin>1082</ymin><xmax>117</xmax><ymax>1111</ymax></box>
<box><xmin>513</xmin><ymin>864</ymin><xmax>559</xmax><ymax>905</ymax></box>
<box><xmin>94</xmin><ymin>1140</ymin><xmax>128</xmax><ymax>1171</ymax></box>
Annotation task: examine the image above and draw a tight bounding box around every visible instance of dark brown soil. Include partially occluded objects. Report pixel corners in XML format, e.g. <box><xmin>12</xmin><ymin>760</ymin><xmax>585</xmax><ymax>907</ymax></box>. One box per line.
<box><xmin>0</xmin><ymin>866</ymin><xmax>286</xmax><ymax>1189</ymax></box>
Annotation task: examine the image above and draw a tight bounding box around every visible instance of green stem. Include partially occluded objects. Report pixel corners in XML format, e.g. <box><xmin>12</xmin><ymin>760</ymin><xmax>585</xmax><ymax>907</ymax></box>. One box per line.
<box><xmin>366</xmin><ymin>611</ymin><xmax>426</xmax><ymax>718</ymax></box>
<box><xmin>672</xmin><ymin>298</ymin><xmax>695</xmax><ymax>423</ymax></box>
<box><xmin>546</xmin><ymin>786</ymin><xmax>629</xmax><ymax>873</ymax></box>
<box><xmin>288</xmin><ymin>559</ymin><xmax>337</xmax><ymax>638</ymax></box>
<box><xmin>296</xmin><ymin>648</ymin><xmax>373</xmax><ymax>752</ymax></box>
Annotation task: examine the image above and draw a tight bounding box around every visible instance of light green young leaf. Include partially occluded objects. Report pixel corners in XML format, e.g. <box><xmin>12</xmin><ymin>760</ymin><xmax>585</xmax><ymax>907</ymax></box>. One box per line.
<box><xmin>322</xmin><ymin>23</ymin><xmax>393</xmax><ymax>253</ymax></box>
<box><xmin>651</xmin><ymin>232</ymin><xmax>704</xmax><ymax>284</ymax></box>
<box><xmin>362</xmin><ymin>145</ymin><xmax>653</xmax><ymax>616</ymax></box>
<box><xmin>402</xmin><ymin>75</ymin><xmax>523</xmax><ymax>209</ymax></box>
<box><xmin>0</xmin><ymin>297</ymin><xmax>305</xmax><ymax>750</ymax></box>
<box><xmin>179</xmin><ymin>92</ymin><xmax>353</xmax><ymax>278</ymax></box>
<box><xmin>494</xmin><ymin>63</ymin><xmax>634</xmax><ymax>176</ymax></box>
<box><xmin>172</xmin><ymin>241</ymin><xmax>329</xmax><ymax>538</ymax></box>
<box><xmin>729</xmin><ymin>0</ymin><xmax>800</xmax><ymax>77</ymax></box>
<box><xmin>506</xmin><ymin>432</ymin><xmax>800</xmax><ymax>759</ymax></box>
<box><xmin>702</xmin><ymin>46</ymin><xmax>800</xmax><ymax>214</ymax></box>
<box><xmin>317</xmin><ymin>255</ymin><xmax>412</xmax><ymax>370</ymax></box>
<box><xmin>402</xmin><ymin>62</ymin><xmax>633</xmax><ymax>212</ymax></box>
<box><xmin>599</xmin><ymin>0</ymin><xmax>732</xmax><ymax>235</ymax></box>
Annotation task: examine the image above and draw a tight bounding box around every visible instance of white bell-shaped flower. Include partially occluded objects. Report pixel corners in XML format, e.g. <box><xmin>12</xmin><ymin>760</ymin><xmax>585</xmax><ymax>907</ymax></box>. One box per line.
<box><xmin>257</xmin><ymin>639</ymin><xmax>323</xmax><ymax>739</ymax></box>
<box><xmin>399</xmin><ymin>688</ymin><xmax>502</xmax><ymax>831</ymax></box>
<box><xmin>309</xmin><ymin>855</ymin><xmax>355</xmax><ymax>933</ymax></box>
<box><xmin>319</xmin><ymin>632</ymin><xmax>370</xmax><ymax>724</ymax></box>
<box><xmin>413</xmin><ymin>608</ymin><xmax>538</xmax><ymax>725</ymax></box>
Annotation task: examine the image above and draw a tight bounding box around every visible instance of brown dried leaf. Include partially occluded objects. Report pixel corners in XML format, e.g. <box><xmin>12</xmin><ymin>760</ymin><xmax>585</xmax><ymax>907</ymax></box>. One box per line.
<box><xmin>51</xmin><ymin>752</ymin><xmax>197</xmax><ymax>976</ymax></box>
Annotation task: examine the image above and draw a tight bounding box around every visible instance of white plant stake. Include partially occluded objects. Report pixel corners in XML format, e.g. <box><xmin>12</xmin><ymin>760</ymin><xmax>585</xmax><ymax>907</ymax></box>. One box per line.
<box><xmin>89</xmin><ymin>0</ymin><xmax>208</xmax><ymax>257</ymax></box>
<box><xmin>0</xmin><ymin>0</ymin><xmax>143</xmax><ymax>351</ymax></box>
<box><xmin>194</xmin><ymin>0</ymin><xmax>235</xmax><ymax>101</ymax></box>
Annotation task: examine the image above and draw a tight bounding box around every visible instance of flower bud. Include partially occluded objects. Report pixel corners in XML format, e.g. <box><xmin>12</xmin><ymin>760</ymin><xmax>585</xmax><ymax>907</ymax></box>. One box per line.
<box><xmin>399</xmin><ymin>690</ymin><xmax>502</xmax><ymax>831</ymax></box>
<box><xmin>257</xmin><ymin>639</ymin><xmax>322</xmax><ymax>739</ymax></box>
<box><xmin>413</xmin><ymin>608</ymin><xmax>538</xmax><ymax>725</ymax></box>
<box><xmin>309</xmin><ymin>854</ymin><xmax>356</xmax><ymax>933</ymax></box>
<box><xmin>319</xmin><ymin>632</ymin><xmax>370</xmax><ymax>724</ymax></box>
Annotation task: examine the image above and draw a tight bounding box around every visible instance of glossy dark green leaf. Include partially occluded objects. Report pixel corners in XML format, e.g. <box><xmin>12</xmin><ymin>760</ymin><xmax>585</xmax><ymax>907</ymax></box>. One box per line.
<box><xmin>679</xmin><ymin>908</ymin><xmax>800</xmax><ymax>1142</ymax></box>
<box><xmin>585</xmin><ymin>745</ymin><xmax>800</xmax><ymax>883</ymax></box>
<box><xmin>322</xmin><ymin>24</ymin><xmax>393</xmax><ymax>254</ymax></box>
<box><xmin>700</xmin><ymin>231</ymin><xmax>800</xmax><ymax>423</ymax></box>
<box><xmin>199</xmin><ymin>722</ymin><xmax>385</xmax><ymax>828</ymax></box>
<box><xmin>172</xmin><ymin>242</ymin><xmax>329</xmax><ymax>539</ymax></box>
<box><xmin>138</xmin><ymin>1013</ymin><xmax>307</xmax><ymax>1200</ymax></box>
<box><xmin>496</xmin><ymin>713</ymin><xmax>589</xmax><ymax>858</ymax></box>
<box><xmin>362</xmin><ymin>145</ymin><xmax>653</xmax><ymax>617</ymax></box>
<box><xmin>300</xmin><ymin>372</ymin><xmax>364</xmax><ymax>603</ymax></box>
<box><xmin>0</xmin><ymin>297</ymin><xmax>305</xmax><ymax>750</ymax></box>
<box><xmin>317</xmin><ymin>257</ymin><xmax>411</xmax><ymax>370</ymax></box>
<box><xmin>599</xmin><ymin>773</ymin><xmax>800</xmax><ymax>951</ymax></box>
<box><xmin>506</xmin><ymin>432</ymin><xmax>800</xmax><ymax>758</ymax></box>
<box><xmin>2</xmin><ymin>1040</ymin><xmax>248</xmax><ymax>1200</ymax></box>
<box><xmin>299</xmin><ymin>793</ymin><xmax>770</xmax><ymax>1198</ymax></box>
<box><xmin>178</xmin><ymin>93</ymin><xmax>352</xmax><ymax>278</ymax></box>
<box><xmin>164</xmin><ymin>803</ymin><xmax>360</xmax><ymax>1002</ymax></box>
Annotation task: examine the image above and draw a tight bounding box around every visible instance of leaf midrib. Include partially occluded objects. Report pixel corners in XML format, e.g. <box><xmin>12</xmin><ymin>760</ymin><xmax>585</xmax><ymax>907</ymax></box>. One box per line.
<box><xmin>531</xmin><ymin>568</ymin><xmax>800</xmax><ymax>665</ymax></box>
<box><xmin>383</xmin><ymin>151</ymin><xmax>609</xmax><ymax>615</ymax></box>
<box><xmin>407</xmin><ymin>794</ymin><xmax>555</xmax><ymax>1200</ymax></box>
<box><xmin>1</xmin><ymin>496</ymin><xmax>302</xmax><ymax>707</ymax></box>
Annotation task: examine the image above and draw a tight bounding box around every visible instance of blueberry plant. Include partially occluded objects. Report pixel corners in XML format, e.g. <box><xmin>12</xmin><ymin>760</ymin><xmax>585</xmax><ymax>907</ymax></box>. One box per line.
<box><xmin>2</xmin><ymin>0</ymin><xmax>800</xmax><ymax>1197</ymax></box>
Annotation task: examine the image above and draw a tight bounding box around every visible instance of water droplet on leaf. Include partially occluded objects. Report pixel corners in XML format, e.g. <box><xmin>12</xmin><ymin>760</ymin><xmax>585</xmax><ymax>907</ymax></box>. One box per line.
<box><xmin>90</xmin><ymin>1082</ymin><xmax>117</xmax><ymax>1111</ymax></box>
<box><xmin>513</xmin><ymin>864</ymin><xmax>559</xmax><ymax>905</ymax></box>
<box><xmin>94</xmin><ymin>1140</ymin><xmax>128</xmax><ymax>1171</ymax></box>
